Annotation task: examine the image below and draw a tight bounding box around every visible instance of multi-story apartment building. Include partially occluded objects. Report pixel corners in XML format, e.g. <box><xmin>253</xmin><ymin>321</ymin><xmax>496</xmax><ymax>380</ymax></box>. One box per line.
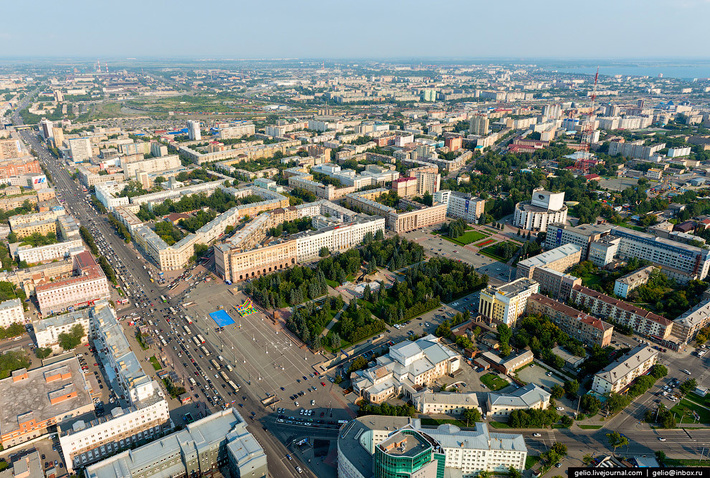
<box><xmin>608</xmin><ymin>139</ymin><xmax>665</xmax><ymax>159</ymax></box>
<box><xmin>513</xmin><ymin>189</ymin><xmax>568</xmax><ymax>232</ymax></box>
<box><xmin>607</xmin><ymin>226</ymin><xmax>710</xmax><ymax>282</ymax></box>
<box><xmin>351</xmin><ymin>335</ymin><xmax>461</xmax><ymax>404</ymax></box>
<box><xmin>9</xmin><ymin>208</ymin><xmax>64</xmax><ymax>233</ymax></box>
<box><xmin>120</xmin><ymin>155</ymin><xmax>181</xmax><ymax>180</ymax></box>
<box><xmin>35</xmin><ymin>252</ymin><xmax>110</xmax><ymax>316</ymax></box>
<box><xmin>434</xmin><ymin>190</ymin><xmax>486</xmax><ymax>224</ymax></box>
<box><xmin>11</xmin><ymin>218</ymin><xmax>56</xmax><ymax>238</ymax></box>
<box><xmin>338</xmin><ymin>416</ymin><xmax>527</xmax><ymax>478</ymax></box>
<box><xmin>187</xmin><ymin>120</ymin><xmax>201</xmax><ymax>140</ymax></box>
<box><xmin>613</xmin><ymin>265</ymin><xmax>656</xmax><ymax>298</ymax></box>
<box><xmin>0</xmin><ymin>298</ymin><xmax>24</xmax><ymax>328</ymax></box>
<box><xmin>14</xmin><ymin>239</ymin><xmax>84</xmax><ymax>264</ymax></box>
<box><xmin>217</xmin><ymin>122</ymin><xmax>256</xmax><ymax>140</ymax></box>
<box><xmin>478</xmin><ymin>278</ymin><xmax>540</xmax><ymax>326</ymax></box>
<box><xmin>60</xmin><ymin>303</ymin><xmax>171</xmax><ymax>471</ymax></box>
<box><xmin>591</xmin><ymin>345</ymin><xmax>658</xmax><ymax>395</ymax></box>
<box><xmin>0</xmin><ymin>138</ymin><xmax>21</xmax><ymax>159</ymax></box>
<box><xmin>414</xmin><ymin>392</ymin><xmax>482</xmax><ymax>416</ymax></box>
<box><xmin>526</xmin><ymin>267</ymin><xmax>581</xmax><ymax>301</ymax></box>
<box><xmin>32</xmin><ymin>309</ymin><xmax>90</xmax><ymax>351</ymax></box>
<box><xmin>84</xmin><ymin>409</ymin><xmax>267</xmax><ymax>478</ymax></box>
<box><xmin>545</xmin><ymin>223</ymin><xmax>612</xmax><ymax>260</ymax></box>
<box><xmin>68</xmin><ymin>138</ymin><xmax>92</xmax><ymax>163</ymax></box>
<box><xmin>94</xmin><ymin>181</ymin><xmax>130</xmax><ymax>211</ymax></box>
<box><xmin>671</xmin><ymin>299</ymin><xmax>710</xmax><ymax>345</ymax></box>
<box><xmin>410</xmin><ymin>166</ymin><xmax>441</xmax><ymax>196</ymax></box>
<box><xmin>526</xmin><ymin>293</ymin><xmax>613</xmax><ymax>347</ymax></box>
<box><xmin>569</xmin><ymin>285</ymin><xmax>673</xmax><ymax>339</ymax></box>
<box><xmin>515</xmin><ymin>244</ymin><xmax>582</xmax><ymax>279</ymax></box>
<box><xmin>0</xmin><ymin>157</ymin><xmax>42</xmax><ymax>180</ymax></box>
<box><xmin>487</xmin><ymin>384</ymin><xmax>551</xmax><ymax>419</ymax></box>
<box><xmin>469</xmin><ymin>114</ymin><xmax>490</xmax><ymax>135</ymax></box>
<box><xmin>134</xmin><ymin>186</ymin><xmax>289</xmax><ymax>271</ymax></box>
<box><xmin>0</xmin><ymin>357</ymin><xmax>94</xmax><ymax>448</ymax></box>
<box><xmin>344</xmin><ymin>189</ymin><xmax>447</xmax><ymax>233</ymax></box>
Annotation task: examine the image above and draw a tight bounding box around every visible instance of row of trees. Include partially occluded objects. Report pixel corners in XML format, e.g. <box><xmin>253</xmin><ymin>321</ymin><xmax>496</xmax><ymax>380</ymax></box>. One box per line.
<box><xmin>98</xmin><ymin>256</ymin><xmax>117</xmax><ymax>284</ymax></box>
<box><xmin>108</xmin><ymin>215</ymin><xmax>131</xmax><ymax>243</ymax></box>
<box><xmin>358</xmin><ymin>401</ymin><xmax>416</xmax><ymax>418</ymax></box>
<box><xmin>336</xmin><ymin>298</ymin><xmax>387</xmax><ymax>345</ymax></box>
<box><xmin>80</xmin><ymin>226</ymin><xmax>99</xmax><ymax>255</ymax></box>
<box><xmin>440</xmin><ymin>218</ymin><xmax>468</xmax><ymax>239</ymax></box>
<box><xmin>606</xmin><ymin>364</ymin><xmax>668</xmax><ymax>413</ymax></box>
<box><xmin>151</xmin><ymin>189</ymin><xmax>262</xmax><ymax>217</ymax></box>
<box><xmin>508</xmin><ymin>407</ymin><xmax>560</xmax><ymax>428</ymax></box>
<box><xmin>8</xmin><ymin>231</ymin><xmax>58</xmax><ymax>247</ymax></box>
<box><xmin>267</xmin><ymin>217</ymin><xmax>313</xmax><ymax>237</ymax></box>
<box><xmin>179</xmin><ymin>210</ymin><xmax>217</xmax><ymax>233</ymax></box>
<box><xmin>154</xmin><ymin>222</ymin><xmax>184</xmax><ymax>246</ymax></box>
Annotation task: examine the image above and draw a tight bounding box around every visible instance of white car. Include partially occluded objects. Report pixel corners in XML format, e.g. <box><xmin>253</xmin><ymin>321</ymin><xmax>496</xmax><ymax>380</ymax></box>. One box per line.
<box><xmin>532</xmin><ymin>433</ymin><xmax>542</xmax><ymax>437</ymax></box>
<box><xmin>556</xmin><ymin>407</ymin><xmax>564</xmax><ymax>411</ymax></box>
<box><xmin>658</xmin><ymin>437</ymin><xmax>666</xmax><ymax>442</ymax></box>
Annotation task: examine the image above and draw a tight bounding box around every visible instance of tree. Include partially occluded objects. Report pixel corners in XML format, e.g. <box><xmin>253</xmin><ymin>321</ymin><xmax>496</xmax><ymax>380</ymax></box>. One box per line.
<box><xmin>34</xmin><ymin>347</ymin><xmax>52</xmax><ymax>359</ymax></box>
<box><xmin>347</xmin><ymin>356</ymin><xmax>369</xmax><ymax>375</ymax></box>
<box><xmin>650</xmin><ymin>364</ymin><xmax>668</xmax><ymax>379</ymax></box>
<box><xmin>655</xmin><ymin>451</ymin><xmax>666</xmax><ymax>466</ymax></box>
<box><xmin>462</xmin><ymin>407</ymin><xmax>481</xmax><ymax>426</ymax></box>
<box><xmin>606</xmin><ymin>431</ymin><xmax>628</xmax><ymax>454</ymax></box>
<box><xmin>680</xmin><ymin>378</ymin><xmax>697</xmax><ymax>395</ymax></box>
<box><xmin>564</xmin><ymin>379</ymin><xmax>580</xmax><ymax>397</ymax></box>
<box><xmin>551</xmin><ymin>384</ymin><xmax>564</xmax><ymax>399</ymax></box>
<box><xmin>508</xmin><ymin>466</ymin><xmax>522</xmax><ymax>478</ymax></box>
<box><xmin>319</xmin><ymin>247</ymin><xmax>330</xmax><ymax>257</ymax></box>
<box><xmin>559</xmin><ymin>415</ymin><xmax>573</xmax><ymax>427</ymax></box>
<box><xmin>583</xmin><ymin>454</ymin><xmax>593</xmax><ymax>466</ymax></box>
<box><xmin>580</xmin><ymin>395</ymin><xmax>601</xmax><ymax>416</ymax></box>
<box><xmin>551</xmin><ymin>442</ymin><xmax>567</xmax><ymax>457</ymax></box>
<box><xmin>58</xmin><ymin>324</ymin><xmax>84</xmax><ymax>351</ymax></box>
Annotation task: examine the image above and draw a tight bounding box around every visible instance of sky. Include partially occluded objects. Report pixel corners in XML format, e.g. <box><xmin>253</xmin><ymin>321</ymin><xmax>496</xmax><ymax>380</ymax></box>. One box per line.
<box><xmin>2</xmin><ymin>0</ymin><xmax>710</xmax><ymax>60</ymax></box>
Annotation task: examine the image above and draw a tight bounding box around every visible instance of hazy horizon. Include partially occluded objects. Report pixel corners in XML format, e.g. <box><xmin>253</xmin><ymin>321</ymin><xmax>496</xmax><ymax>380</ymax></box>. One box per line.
<box><xmin>2</xmin><ymin>0</ymin><xmax>709</xmax><ymax>60</ymax></box>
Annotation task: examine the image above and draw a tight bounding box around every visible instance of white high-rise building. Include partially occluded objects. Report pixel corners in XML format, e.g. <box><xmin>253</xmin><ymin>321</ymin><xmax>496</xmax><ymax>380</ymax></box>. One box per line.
<box><xmin>187</xmin><ymin>120</ymin><xmax>201</xmax><ymax>141</ymax></box>
<box><xmin>469</xmin><ymin>114</ymin><xmax>489</xmax><ymax>135</ymax></box>
<box><xmin>68</xmin><ymin>138</ymin><xmax>92</xmax><ymax>163</ymax></box>
<box><xmin>39</xmin><ymin>118</ymin><xmax>54</xmax><ymax>140</ymax></box>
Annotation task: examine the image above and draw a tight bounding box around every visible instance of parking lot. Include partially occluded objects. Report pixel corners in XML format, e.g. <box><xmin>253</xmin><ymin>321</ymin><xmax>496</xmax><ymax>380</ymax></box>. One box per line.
<box><xmin>516</xmin><ymin>364</ymin><xmax>565</xmax><ymax>392</ymax></box>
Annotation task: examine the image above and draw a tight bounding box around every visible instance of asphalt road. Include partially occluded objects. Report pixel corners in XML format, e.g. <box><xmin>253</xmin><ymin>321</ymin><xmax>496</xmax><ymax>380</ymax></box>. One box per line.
<box><xmin>21</xmin><ymin>130</ymin><xmax>314</xmax><ymax>478</ymax></box>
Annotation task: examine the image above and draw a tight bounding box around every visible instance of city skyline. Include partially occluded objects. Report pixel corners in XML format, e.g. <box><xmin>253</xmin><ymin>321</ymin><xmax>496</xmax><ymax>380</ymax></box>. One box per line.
<box><xmin>2</xmin><ymin>0</ymin><xmax>710</xmax><ymax>60</ymax></box>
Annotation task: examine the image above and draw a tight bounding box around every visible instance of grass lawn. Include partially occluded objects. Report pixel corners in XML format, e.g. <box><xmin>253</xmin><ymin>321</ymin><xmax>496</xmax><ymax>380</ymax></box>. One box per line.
<box><xmin>480</xmin><ymin>373</ymin><xmax>509</xmax><ymax>391</ymax></box>
<box><xmin>578</xmin><ymin>424</ymin><xmax>603</xmax><ymax>429</ymax></box>
<box><xmin>665</xmin><ymin>458</ymin><xmax>710</xmax><ymax>467</ymax></box>
<box><xmin>671</xmin><ymin>398</ymin><xmax>710</xmax><ymax>424</ymax></box>
<box><xmin>326</xmin><ymin>279</ymin><xmax>340</xmax><ymax>288</ymax></box>
<box><xmin>149</xmin><ymin>356</ymin><xmax>162</xmax><ymax>371</ymax></box>
<box><xmin>441</xmin><ymin>230</ymin><xmax>489</xmax><ymax>246</ymax></box>
<box><xmin>489</xmin><ymin>421</ymin><xmax>510</xmax><ymax>429</ymax></box>
<box><xmin>478</xmin><ymin>242</ymin><xmax>519</xmax><ymax>262</ymax></box>
<box><xmin>525</xmin><ymin>456</ymin><xmax>541</xmax><ymax>470</ymax></box>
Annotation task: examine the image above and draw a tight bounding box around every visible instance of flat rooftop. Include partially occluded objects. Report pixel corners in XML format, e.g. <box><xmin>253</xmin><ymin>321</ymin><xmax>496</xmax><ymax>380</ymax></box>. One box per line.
<box><xmin>495</xmin><ymin>277</ymin><xmax>537</xmax><ymax>297</ymax></box>
<box><xmin>378</xmin><ymin>430</ymin><xmax>431</xmax><ymax>458</ymax></box>
<box><xmin>0</xmin><ymin>357</ymin><xmax>93</xmax><ymax>438</ymax></box>
<box><xmin>517</xmin><ymin>244</ymin><xmax>581</xmax><ymax>269</ymax></box>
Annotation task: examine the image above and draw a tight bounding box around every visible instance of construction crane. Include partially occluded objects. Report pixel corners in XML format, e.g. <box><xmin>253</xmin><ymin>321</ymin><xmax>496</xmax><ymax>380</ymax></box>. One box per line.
<box><xmin>581</xmin><ymin>67</ymin><xmax>599</xmax><ymax>152</ymax></box>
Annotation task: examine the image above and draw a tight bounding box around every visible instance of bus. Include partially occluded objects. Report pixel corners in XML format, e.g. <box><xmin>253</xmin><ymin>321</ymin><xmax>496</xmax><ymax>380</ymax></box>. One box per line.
<box><xmin>228</xmin><ymin>380</ymin><xmax>239</xmax><ymax>392</ymax></box>
<box><xmin>184</xmin><ymin>315</ymin><xmax>193</xmax><ymax>324</ymax></box>
<box><xmin>160</xmin><ymin>295</ymin><xmax>167</xmax><ymax>303</ymax></box>
<box><xmin>196</xmin><ymin>334</ymin><xmax>205</xmax><ymax>344</ymax></box>
<box><xmin>192</xmin><ymin>336</ymin><xmax>201</xmax><ymax>347</ymax></box>
<box><xmin>200</xmin><ymin>346</ymin><xmax>210</xmax><ymax>356</ymax></box>
<box><xmin>169</xmin><ymin>307</ymin><xmax>176</xmax><ymax>315</ymax></box>
<box><xmin>219</xmin><ymin>371</ymin><xmax>229</xmax><ymax>382</ymax></box>
<box><xmin>183</xmin><ymin>325</ymin><xmax>192</xmax><ymax>335</ymax></box>
<box><xmin>210</xmin><ymin>359</ymin><xmax>221</xmax><ymax>370</ymax></box>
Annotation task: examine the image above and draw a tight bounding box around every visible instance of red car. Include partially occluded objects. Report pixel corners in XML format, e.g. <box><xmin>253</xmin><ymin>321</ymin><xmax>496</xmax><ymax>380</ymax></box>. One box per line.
<box><xmin>321</xmin><ymin>382</ymin><xmax>326</xmax><ymax>387</ymax></box>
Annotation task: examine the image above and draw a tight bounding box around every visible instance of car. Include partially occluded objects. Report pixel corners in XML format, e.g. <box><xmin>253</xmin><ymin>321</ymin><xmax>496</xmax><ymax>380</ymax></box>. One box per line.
<box><xmin>321</xmin><ymin>382</ymin><xmax>326</xmax><ymax>386</ymax></box>
<box><xmin>294</xmin><ymin>401</ymin><xmax>299</xmax><ymax>407</ymax></box>
<box><xmin>532</xmin><ymin>433</ymin><xmax>541</xmax><ymax>437</ymax></box>
<box><xmin>556</xmin><ymin>407</ymin><xmax>564</xmax><ymax>411</ymax></box>
<box><xmin>555</xmin><ymin>463</ymin><xmax>562</xmax><ymax>468</ymax></box>
<box><xmin>658</xmin><ymin>437</ymin><xmax>666</xmax><ymax>442</ymax></box>
<box><xmin>296</xmin><ymin>466</ymin><xmax>303</xmax><ymax>473</ymax></box>
<box><xmin>286</xmin><ymin>454</ymin><xmax>292</xmax><ymax>460</ymax></box>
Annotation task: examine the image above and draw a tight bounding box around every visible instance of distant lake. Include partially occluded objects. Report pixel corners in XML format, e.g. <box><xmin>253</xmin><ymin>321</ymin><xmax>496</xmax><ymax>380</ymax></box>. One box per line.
<box><xmin>542</xmin><ymin>62</ymin><xmax>710</xmax><ymax>80</ymax></box>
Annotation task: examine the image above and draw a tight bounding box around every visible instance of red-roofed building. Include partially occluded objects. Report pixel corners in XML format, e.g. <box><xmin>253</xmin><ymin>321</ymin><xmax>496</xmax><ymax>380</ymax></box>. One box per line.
<box><xmin>527</xmin><ymin>293</ymin><xmax>613</xmax><ymax>347</ymax></box>
<box><xmin>584</xmin><ymin>174</ymin><xmax>601</xmax><ymax>181</ymax></box>
<box><xmin>36</xmin><ymin>252</ymin><xmax>110</xmax><ymax>316</ymax></box>
<box><xmin>569</xmin><ymin>285</ymin><xmax>673</xmax><ymax>339</ymax></box>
